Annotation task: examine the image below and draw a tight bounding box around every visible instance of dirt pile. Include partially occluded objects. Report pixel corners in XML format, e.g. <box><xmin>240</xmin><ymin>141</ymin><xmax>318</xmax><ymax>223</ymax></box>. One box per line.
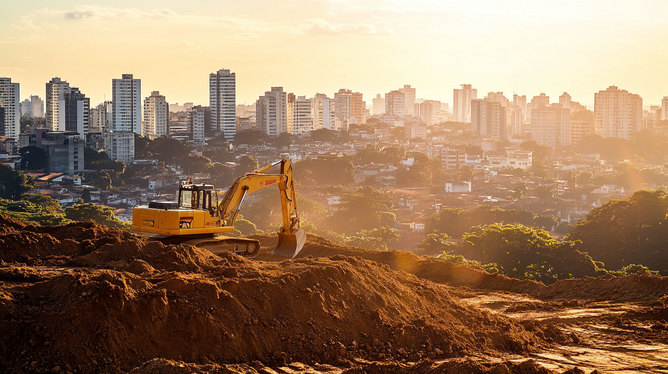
<box><xmin>0</xmin><ymin>216</ymin><xmax>551</xmax><ymax>373</ymax></box>
<box><xmin>254</xmin><ymin>234</ymin><xmax>668</xmax><ymax>301</ymax></box>
<box><xmin>128</xmin><ymin>357</ymin><xmax>561</xmax><ymax>374</ymax></box>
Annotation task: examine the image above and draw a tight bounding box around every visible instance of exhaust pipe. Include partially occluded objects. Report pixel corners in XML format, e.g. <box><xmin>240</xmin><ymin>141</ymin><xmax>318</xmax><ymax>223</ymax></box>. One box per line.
<box><xmin>274</xmin><ymin>228</ymin><xmax>306</xmax><ymax>258</ymax></box>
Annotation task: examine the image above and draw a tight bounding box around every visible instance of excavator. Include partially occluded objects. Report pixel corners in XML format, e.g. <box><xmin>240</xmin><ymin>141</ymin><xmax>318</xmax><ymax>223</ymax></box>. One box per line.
<box><xmin>131</xmin><ymin>158</ymin><xmax>305</xmax><ymax>258</ymax></box>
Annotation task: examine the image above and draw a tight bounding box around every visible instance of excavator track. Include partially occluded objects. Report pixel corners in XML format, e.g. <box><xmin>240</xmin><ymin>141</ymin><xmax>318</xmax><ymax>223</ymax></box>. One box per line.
<box><xmin>150</xmin><ymin>234</ymin><xmax>261</xmax><ymax>258</ymax></box>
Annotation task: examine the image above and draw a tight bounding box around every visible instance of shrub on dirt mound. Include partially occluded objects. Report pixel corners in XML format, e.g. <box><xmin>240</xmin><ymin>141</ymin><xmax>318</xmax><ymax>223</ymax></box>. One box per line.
<box><xmin>0</xmin><ymin>255</ymin><xmax>544</xmax><ymax>373</ymax></box>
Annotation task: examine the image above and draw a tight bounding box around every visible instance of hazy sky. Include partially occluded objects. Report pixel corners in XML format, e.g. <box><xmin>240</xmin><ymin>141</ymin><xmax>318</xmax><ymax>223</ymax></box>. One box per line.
<box><xmin>3</xmin><ymin>0</ymin><xmax>668</xmax><ymax>109</ymax></box>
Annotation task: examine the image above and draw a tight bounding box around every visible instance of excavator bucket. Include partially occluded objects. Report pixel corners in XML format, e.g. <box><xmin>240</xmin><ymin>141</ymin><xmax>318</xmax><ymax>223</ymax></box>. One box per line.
<box><xmin>273</xmin><ymin>229</ymin><xmax>306</xmax><ymax>258</ymax></box>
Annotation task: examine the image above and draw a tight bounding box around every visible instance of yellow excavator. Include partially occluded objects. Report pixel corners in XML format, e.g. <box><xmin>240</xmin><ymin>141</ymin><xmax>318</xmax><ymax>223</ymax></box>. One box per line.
<box><xmin>131</xmin><ymin>158</ymin><xmax>305</xmax><ymax>258</ymax></box>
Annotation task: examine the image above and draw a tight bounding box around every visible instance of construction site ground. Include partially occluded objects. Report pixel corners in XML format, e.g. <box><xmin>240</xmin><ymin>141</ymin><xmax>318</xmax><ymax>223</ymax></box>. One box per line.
<box><xmin>1</xmin><ymin>215</ymin><xmax>667</xmax><ymax>373</ymax></box>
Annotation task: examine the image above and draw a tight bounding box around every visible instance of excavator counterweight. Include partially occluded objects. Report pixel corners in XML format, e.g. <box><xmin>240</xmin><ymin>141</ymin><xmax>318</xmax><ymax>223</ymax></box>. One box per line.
<box><xmin>131</xmin><ymin>159</ymin><xmax>304</xmax><ymax>258</ymax></box>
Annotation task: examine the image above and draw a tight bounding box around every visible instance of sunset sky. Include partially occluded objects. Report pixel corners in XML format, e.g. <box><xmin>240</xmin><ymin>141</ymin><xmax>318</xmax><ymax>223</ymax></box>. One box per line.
<box><xmin>2</xmin><ymin>0</ymin><xmax>668</xmax><ymax>109</ymax></box>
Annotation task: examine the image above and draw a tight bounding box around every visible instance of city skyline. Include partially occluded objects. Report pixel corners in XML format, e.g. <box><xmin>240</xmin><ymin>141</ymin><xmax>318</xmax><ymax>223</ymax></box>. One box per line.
<box><xmin>3</xmin><ymin>1</ymin><xmax>668</xmax><ymax>108</ymax></box>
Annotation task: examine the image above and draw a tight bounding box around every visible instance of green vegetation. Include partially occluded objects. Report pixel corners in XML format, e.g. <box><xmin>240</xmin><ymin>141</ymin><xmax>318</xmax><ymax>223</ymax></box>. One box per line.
<box><xmin>63</xmin><ymin>203</ymin><xmax>130</xmax><ymax>230</ymax></box>
<box><xmin>568</xmin><ymin>190</ymin><xmax>668</xmax><ymax>275</ymax></box>
<box><xmin>0</xmin><ymin>164</ymin><xmax>36</xmax><ymax>200</ymax></box>
<box><xmin>294</xmin><ymin>155</ymin><xmax>355</xmax><ymax>186</ymax></box>
<box><xmin>427</xmin><ymin>205</ymin><xmax>559</xmax><ymax>238</ymax></box>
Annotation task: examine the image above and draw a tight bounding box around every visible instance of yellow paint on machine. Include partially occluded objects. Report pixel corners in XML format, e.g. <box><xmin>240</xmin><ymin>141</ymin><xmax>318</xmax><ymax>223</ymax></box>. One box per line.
<box><xmin>131</xmin><ymin>207</ymin><xmax>234</xmax><ymax>236</ymax></box>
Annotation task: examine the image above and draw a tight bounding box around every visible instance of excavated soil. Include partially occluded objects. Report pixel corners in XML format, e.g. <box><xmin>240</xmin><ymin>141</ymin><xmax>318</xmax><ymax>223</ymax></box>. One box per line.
<box><xmin>1</xmin><ymin>215</ymin><xmax>667</xmax><ymax>373</ymax></box>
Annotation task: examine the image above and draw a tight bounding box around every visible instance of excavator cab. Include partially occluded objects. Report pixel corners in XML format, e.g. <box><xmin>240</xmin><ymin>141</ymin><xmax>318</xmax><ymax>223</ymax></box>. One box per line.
<box><xmin>178</xmin><ymin>182</ymin><xmax>218</xmax><ymax>216</ymax></box>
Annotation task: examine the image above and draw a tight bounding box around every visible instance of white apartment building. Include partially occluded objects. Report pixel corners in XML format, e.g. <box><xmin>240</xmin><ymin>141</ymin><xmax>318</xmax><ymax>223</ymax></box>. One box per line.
<box><xmin>531</xmin><ymin>103</ymin><xmax>571</xmax><ymax>148</ymax></box>
<box><xmin>415</xmin><ymin>100</ymin><xmax>441</xmax><ymax>125</ymax></box>
<box><xmin>190</xmin><ymin>109</ymin><xmax>206</xmax><ymax>143</ymax></box>
<box><xmin>256</xmin><ymin>87</ymin><xmax>287</xmax><ymax>137</ymax></box>
<box><xmin>143</xmin><ymin>91</ymin><xmax>168</xmax><ymax>139</ymax></box>
<box><xmin>661</xmin><ymin>96</ymin><xmax>668</xmax><ymax>121</ymax></box>
<box><xmin>372</xmin><ymin>94</ymin><xmax>385</xmax><ymax>115</ymax></box>
<box><xmin>311</xmin><ymin>93</ymin><xmax>336</xmax><ymax>130</ymax></box>
<box><xmin>89</xmin><ymin>101</ymin><xmax>112</xmax><ymax>133</ymax></box>
<box><xmin>385</xmin><ymin>90</ymin><xmax>405</xmax><ymax>117</ymax></box>
<box><xmin>594</xmin><ymin>86</ymin><xmax>643</xmax><ymax>139</ymax></box>
<box><xmin>31</xmin><ymin>95</ymin><xmax>44</xmax><ymax>118</ymax></box>
<box><xmin>0</xmin><ymin>78</ymin><xmax>20</xmax><ymax>141</ymax></box>
<box><xmin>287</xmin><ymin>95</ymin><xmax>313</xmax><ymax>135</ymax></box>
<box><xmin>334</xmin><ymin>89</ymin><xmax>365</xmax><ymax>125</ymax></box>
<box><xmin>209</xmin><ymin>69</ymin><xmax>236</xmax><ymax>141</ymax></box>
<box><xmin>453</xmin><ymin>84</ymin><xmax>477</xmax><ymax>123</ymax></box>
<box><xmin>401</xmin><ymin>85</ymin><xmax>416</xmax><ymax>116</ymax></box>
<box><xmin>112</xmin><ymin>74</ymin><xmax>141</xmax><ymax>134</ymax></box>
<box><xmin>105</xmin><ymin>131</ymin><xmax>135</xmax><ymax>164</ymax></box>
<box><xmin>526</xmin><ymin>93</ymin><xmax>550</xmax><ymax>125</ymax></box>
<box><xmin>471</xmin><ymin>99</ymin><xmax>507</xmax><ymax>139</ymax></box>
<box><xmin>46</xmin><ymin>77</ymin><xmax>70</xmax><ymax>132</ymax></box>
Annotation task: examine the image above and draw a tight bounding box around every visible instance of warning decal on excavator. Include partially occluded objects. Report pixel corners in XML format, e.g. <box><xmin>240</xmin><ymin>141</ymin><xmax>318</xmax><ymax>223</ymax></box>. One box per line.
<box><xmin>260</xmin><ymin>178</ymin><xmax>278</xmax><ymax>186</ymax></box>
<box><xmin>179</xmin><ymin>217</ymin><xmax>193</xmax><ymax>229</ymax></box>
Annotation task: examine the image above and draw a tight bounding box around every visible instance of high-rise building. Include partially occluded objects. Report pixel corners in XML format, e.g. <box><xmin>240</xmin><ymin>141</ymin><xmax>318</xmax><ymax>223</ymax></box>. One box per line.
<box><xmin>287</xmin><ymin>94</ymin><xmax>313</xmax><ymax>135</ymax></box>
<box><xmin>661</xmin><ymin>96</ymin><xmax>668</xmax><ymax>121</ymax></box>
<box><xmin>531</xmin><ymin>103</ymin><xmax>571</xmax><ymax>148</ymax></box>
<box><xmin>31</xmin><ymin>95</ymin><xmax>44</xmax><ymax>118</ymax></box>
<box><xmin>21</xmin><ymin>99</ymin><xmax>32</xmax><ymax>117</ymax></box>
<box><xmin>385</xmin><ymin>90</ymin><xmax>405</xmax><ymax>118</ymax></box>
<box><xmin>559</xmin><ymin>92</ymin><xmax>572</xmax><ymax>109</ymax></box>
<box><xmin>594</xmin><ymin>86</ymin><xmax>643</xmax><ymax>139</ymax></box>
<box><xmin>46</xmin><ymin>77</ymin><xmax>70</xmax><ymax>132</ymax></box>
<box><xmin>485</xmin><ymin>92</ymin><xmax>509</xmax><ymax>107</ymax></box>
<box><xmin>311</xmin><ymin>93</ymin><xmax>336</xmax><ymax>130</ymax></box>
<box><xmin>63</xmin><ymin>87</ymin><xmax>89</xmax><ymax>139</ymax></box>
<box><xmin>570</xmin><ymin>110</ymin><xmax>593</xmax><ymax>145</ymax></box>
<box><xmin>89</xmin><ymin>102</ymin><xmax>112</xmax><ymax>134</ymax></box>
<box><xmin>512</xmin><ymin>94</ymin><xmax>527</xmax><ymax>122</ymax></box>
<box><xmin>0</xmin><ymin>78</ymin><xmax>20</xmax><ymax>141</ymax></box>
<box><xmin>372</xmin><ymin>94</ymin><xmax>385</xmax><ymax>115</ymax></box>
<box><xmin>453</xmin><ymin>84</ymin><xmax>477</xmax><ymax>123</ymax></box>
<box><xmin>105</xmin><ymin>131</ymin><xmax>135</xmax><ymax>165</ymax></box>
<box><xmin>471</xmin><ymin>99</ymin><xmax>507</xmax><ymax>139</ymax></box>
<box><xmin>334</xmin><ymin>89</ymin><xmax>365</xmax><ymax>125</ymax></box>
<box><xmin>143</xmin><ymin>91</ymin><xmax>168</xmax><ymax>139</ymax></box>
<box><xmin>209</xmin><ymin>69</ymin><xmax>236</xmax><ymax>140</ymax></box>
<box><xmin>401</xmin><ymin>85</ymin><xmax>416</xmax><ymax>116</ymax></box>
<box><xmin>45</xmin><ymin>78</ymin><xmax>89</xmax><ymax>139</ymax></box>
<box><xmin>526</xmin><ymin>93</ymin><xmax>550</xmax><ymax>124</ymax></box>
<box><xmin>256</xmin><ymin>87</ymin><xmax>287</xmax><ymax>137</ymax></box>
<box><xmin>189</xmin><ymin>106</ymin><xmax>210</xmax><ymax>144</ymax></box>
<box><xmin>415</xmin><ymin>100</ymin><xmax>440</xmax><ymax>125</ymax></box>
<box><xmin>112</xmin><ymin>74</ymin><xmax>141</xmax><ymax>134</ymax></box>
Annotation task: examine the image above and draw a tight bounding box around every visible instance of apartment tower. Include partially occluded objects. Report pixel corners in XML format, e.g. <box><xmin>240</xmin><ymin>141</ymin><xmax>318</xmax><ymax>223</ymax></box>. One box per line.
<box><xmin>209</xmin><ymin>69</ymin><xmax>236</xmax><ymax>141</ymax></box>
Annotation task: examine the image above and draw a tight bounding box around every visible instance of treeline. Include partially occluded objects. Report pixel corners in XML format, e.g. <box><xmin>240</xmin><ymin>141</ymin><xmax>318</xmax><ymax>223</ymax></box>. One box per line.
<box><xmin>423</xmin><ymin>190</ymin><xmax>668</xmax><ymax>284</ymax></box>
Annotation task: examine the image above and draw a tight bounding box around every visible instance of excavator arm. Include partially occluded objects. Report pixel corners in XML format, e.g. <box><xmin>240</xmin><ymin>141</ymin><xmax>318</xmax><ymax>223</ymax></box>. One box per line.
<box><xmin>217</xmin><ymin>159</ymin><xmax>305</xmax><ymax>257</ymax></box>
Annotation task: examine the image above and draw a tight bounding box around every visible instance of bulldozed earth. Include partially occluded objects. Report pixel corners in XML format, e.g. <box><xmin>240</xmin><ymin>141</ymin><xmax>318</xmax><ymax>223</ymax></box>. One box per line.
<box><xmin>0</xmin><ymin>215</ymin><xmax>667</xmax><ymax>373</ymax></box>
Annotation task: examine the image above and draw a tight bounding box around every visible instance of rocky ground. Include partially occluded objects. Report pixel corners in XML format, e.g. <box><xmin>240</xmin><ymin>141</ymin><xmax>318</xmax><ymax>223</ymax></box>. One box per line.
<box><xmin>0</xmin><ymin>215</ymin><xmax>666</xmax><ymax>373</ymax></box>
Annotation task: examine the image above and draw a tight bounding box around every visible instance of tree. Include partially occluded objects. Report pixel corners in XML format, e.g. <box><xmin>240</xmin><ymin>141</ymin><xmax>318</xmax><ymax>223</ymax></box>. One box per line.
<box><xmin>458</xmin><ymin>223</ymin><xmax>598</xmax><ymax>283</ymax></box>
<box><xmin>294</xmin><ymin>155</ymin><xmax>355</xmax><ymax>186</ymax></box>
<box><xmin>84</xmin><ymin>147</ymin><xmax>109</xmax><ymax>169</ymax></box>
<box><xmin>151</xmin><ymin>138</ymin><xmax>189</xmax><ymax>163</ymax></box>
<box><xmin>22</xmin><ymin>194</ymin><xmax>63</xmax><ymax>215</ymax></box>
<box><xmin>134</xmin><ymin>134</ymin><xmax>153</xmax><ymax>159</ymax></box>
<box><xmin>64</xmin><ymin>203</ymin><xmax>128</xmax><ymax>230</ymax></box>
<box><xmin>324</xmin><ymin>186</ymin><xmax>393</xmax><ymax>234</ymax></box>
<box><xmin>417</xmin><ymin>233</ymin><xmax>457</xmax><ymax>256</ymax></box>
<box><xmin>236</xmin><ymin>155</ymin><xmax>259</xmax><ymax>176</ymax></box>
<box><xmin>567</xmin><ymin>190</ymin><xmax>668</xmax><ymax>274</ymax></box>
<box><xmin>234</xmin><ymin>130</ymin><xmax>268</xmax><ymax>146</ymax></box>
<box><xmin>19</xmin><ymin>146</ymin><xmax>48</xmax><ymax>170</ymax></box>
<box><xmin>309</xmin><ymin>129</ymin><xmax>338</xmax><ymax>142</ymax></box>
<box><xmin>0</xmin><ymin>164</ymin><xmax>36</xmax><ymax>200</ymax></box>
<box><xmin>182</xmin><ymin>155</ymin><xmax>212</xmax><ymax>174</ymax></box>
<box><xmin>271</xmin><ymin>132</ymin><xmax>293</xmax><ymax>148</ymax></box>
<box><xmin>520</xmin><ymin>140</ymin><xmax>551</xmax><ymax>161</ymax></box>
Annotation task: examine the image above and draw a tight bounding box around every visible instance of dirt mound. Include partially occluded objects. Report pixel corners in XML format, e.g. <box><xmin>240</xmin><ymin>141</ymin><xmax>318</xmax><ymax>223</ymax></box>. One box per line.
<box><xmin>0</xmin><ymin>253</ymin><xmax>546</xmax><ymax>372</ymax></box>
<box><xmin>254</xmin><ymin>234</ymin><xmax>668</xmax><ymax>301</ymax></box>
<box><xmin>128</xmin><ymin>357</ymin><xmax>562</xmax><ymax>374</ymax></box>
